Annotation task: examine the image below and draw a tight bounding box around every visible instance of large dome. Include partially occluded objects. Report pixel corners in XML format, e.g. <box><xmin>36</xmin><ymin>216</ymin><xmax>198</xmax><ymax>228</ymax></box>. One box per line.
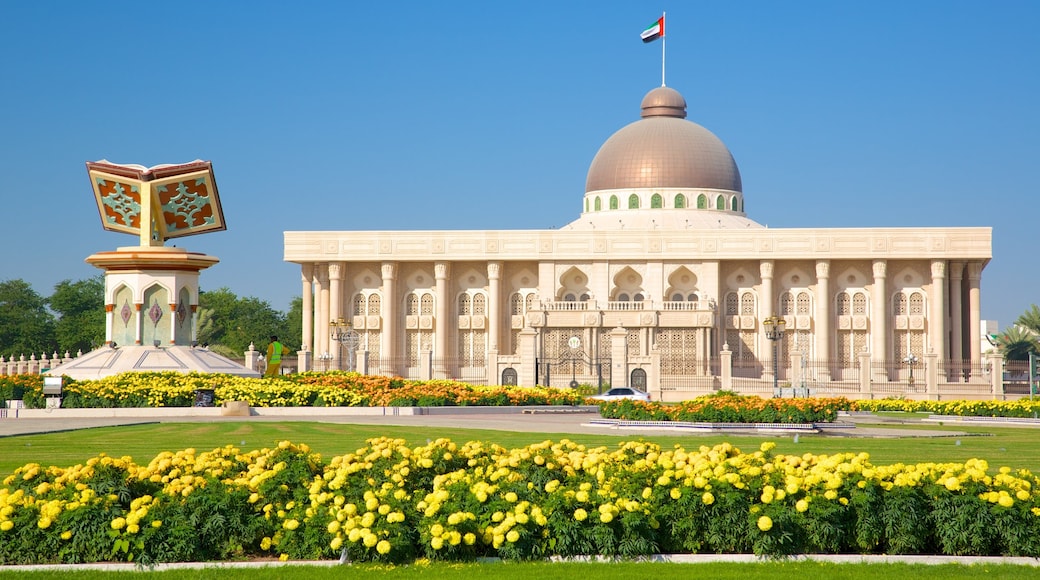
<box><xmin>585</xmin><ymin>87</ymin><xmax>742</xmax><ymax>193</ymax></box>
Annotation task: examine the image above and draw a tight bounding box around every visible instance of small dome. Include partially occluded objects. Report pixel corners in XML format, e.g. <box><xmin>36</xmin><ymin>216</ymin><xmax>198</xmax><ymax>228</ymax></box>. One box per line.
<box><xmin>585</xmin><ymin>87</ymin><xmax>742</xmax><ymax>193</ymax></box>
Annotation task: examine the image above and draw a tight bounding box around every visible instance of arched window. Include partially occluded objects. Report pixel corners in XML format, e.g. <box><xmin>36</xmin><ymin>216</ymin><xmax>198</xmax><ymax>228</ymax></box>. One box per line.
<box><xmin>565</xmin><ymin>293</ymin><xmax>576</xmax><ymax>302</ymax></box>
<box><xmin>797</xmin><ymin>292</ymin><xmax>810</xmax><ymax>315</ymax></box>
<box><xmin>407</xmin><ymin>294</ymin><xmax>419</xmax><ymax>316</ymax></box>
<box><xmin>618</xmin><ymin>293</ymin><xmax>630</xmax><ymax>302</ymax></box>
<box><xmin>740</xmin><ymin>292</ymin><xmax>755</xmax><ymax>315</ymax></box>
<box><xmin>716</xmin><ymin>195</ymin><xmax>726</xmax><ymax>210</ymax></box>
<box><xmin>502</xmin><ymin>368</ymin><xmax>518</xmax><ymax>386</ymax></box>
<box><xmin>837</xmin><ymin>292</ymin><xmax>851</xmax><ymax>315</ymax></box>
<box><xmin>672</xmin><ymin>293</ymin><xmax>683</xmax><ymax>301</ymax></box>
<box><xmin>368</xmin><ymin>295</ymin><xmax>381</xmax><ymax>315</ymax></box>
<box><xmin>458</xmin><ymin>294</ymin><xmax>471</xmax><ymax>315</ymax></box>
<box><xmin>420</xmin><ymin>294</ymin><xmax>434</xmax><ymax>315</ymax></box>
<box><xmin>687</xmin><ymin>293</ymin><xmax>698</xmax><ymax>302</ymax></box>
<box><xmin>725</xmin><ymin>293</ymin><xmax>739</xmax><ymax>315</ymax></box>
<box><xmin>674</xmin><ymin>194</ymin><xmax>686</xmax><ymax>208</ymax></box>
<box><xmin>651</xmin><ymin>194</ymin><xmax>662</xmax><ymax>208</ymax></box>
<box><xmin>633</xmin><ymin>293</ymin><xmax>644</xmax><ymax>302</ymax></box>
<box><xmin>697</xmin><ymin>194</ymin><xmax>707</xmax><ymax>209</ymax></box>
<box><xmin>525</xmin><ymin>293</ymin><xmax>536</xmax><ymax>312</ymax></box>
<box><xmin>852</xmin><ymin>293</ymin><xmax>866</xmax><ymax>315</ymax></box>
<box><xmin>609</xmin><ymin>195</ymin><xmax>618</xmax><ymax>210</ymax></box>
<box><xmin>893</xmin><ymin>293</ymin><xmax>907</xmax><ymax>315</ymax></box>
<box><xmin>473</xmin><ymin>294</ymin><xmax>486</xmax><ymax>315</ymax></box>
<box><xmin>510</xmin><ymin>293</ymin><xmax>523</xmax><ymax>315</ymax></box>
<box><xmin>731</xmin><ymin>197</ymin><xmax>738</xmax><ymax>211</ymax></box>
<box><xmin>594</xmin><ymin>197</ymin><xmax>601</xmax><ymax>211</ymax></box>
<box><xmin>909</xmin><ymin>292</ymin><xmax>924</xmax><ymax>315</ymax></box>
<box><xmin>780</xmin><ymin>292</ymin><xmax>795</xmax><ymax>315</ymax></box>
<box><xmin>628</xmin><ymin>194</ymin><xmax>640</xmax><ymax>209</ymax></box>
<box><xmin>579</xmin><ymin>293</ymin><xmax>590</xmax><ymax>301</ymax></box>
<box><xmin>353</xmin><ymin>294</ymin><xmax>364</xmax><ymax>316</ymax></box>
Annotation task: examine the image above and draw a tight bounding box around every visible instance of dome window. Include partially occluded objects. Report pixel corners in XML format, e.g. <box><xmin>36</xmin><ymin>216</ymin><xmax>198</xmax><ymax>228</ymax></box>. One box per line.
<box><xmin>731</xmin><ymin>197</ymin><xmax>738</xmax><ymax>212</ymax></box>
<box><xmin>651</xmin><ymin>194</ymin><xmax>662</xmax><ymax>208</ymax></box>
<box><xmin>716</xmin><ymin>195</ymin><xmax>726</xmax><ymax>210</ymax></box>
<box><xmin>609</xmin><ymin>195</ymin><xmax>619</xmax><ymax>210</ymax></box>
<box><xmin>697</xmin><ymin>194</ymin><xmax>707</xmax><ymax>209</ymax></box>
<box><xmin>628</xmin><ymin>194</ymin><xmax>640</xmax><ymax>209</ymax></box>
<box><xmin>594</xmin><ymin>197</ymin><xmax>602</xmax><ymax>211</ymax></box>
<box><xmin>674</xmin><ymin>194</ymin><xmax>686</xmax><ymax>208</ymax></box>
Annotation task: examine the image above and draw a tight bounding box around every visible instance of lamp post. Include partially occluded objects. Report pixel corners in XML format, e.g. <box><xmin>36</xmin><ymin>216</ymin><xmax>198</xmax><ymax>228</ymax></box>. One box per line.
<box><xmin>904</xmin><ymin>354</ymin><xmax>919</xmax><ymax>392</ymax></box>
<box><xmin>317</xmin><ymin>352</ymin><xmax>332</xmax><ymax>372</ymax></box>
<box><xmin>763</xmin><ymin>316</ymin><xmax>787</xmax><ymax>397</ymax></box>
<box><xmin>330</xmin><ymin>317</ymin><xmax>361</xmax><ymax>372</ymax></box>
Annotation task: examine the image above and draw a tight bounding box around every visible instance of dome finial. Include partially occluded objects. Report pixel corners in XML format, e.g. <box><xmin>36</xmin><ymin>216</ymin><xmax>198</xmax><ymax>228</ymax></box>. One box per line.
<box><xmin>641</xmin><ymin>87</ymin><xmax>686</xmax><ymax>119</ymax></box>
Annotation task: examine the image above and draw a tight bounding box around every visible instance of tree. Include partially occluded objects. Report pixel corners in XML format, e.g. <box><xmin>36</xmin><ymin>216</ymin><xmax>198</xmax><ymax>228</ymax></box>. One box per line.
<box><xmin>993</xmin><ymin>326</ymin><xmax>1038</xmax><ymax>362</ymax></box>
<box><xmin>1015</xmin><ymin>304</ymin><xmax>1040</xmax><ymax>336</ymax></box>
<box><xmin>198</xmin><ymin>287</ymin><xmax>291</xmax><ymax>356</ymax></box>
<box><xmin>285</xmin><ymin>296</ymin><xmax>303</xmax><ymax>351</ymax></box>
<box><xmin>49</xmin><ymin>275</ymin><xmax>105</xmax><ymax>354</ymax></box>
<box><xmin>0</xmin><ymin>279</ymin><xmax>56</xmax><ymax>356</ymax></box>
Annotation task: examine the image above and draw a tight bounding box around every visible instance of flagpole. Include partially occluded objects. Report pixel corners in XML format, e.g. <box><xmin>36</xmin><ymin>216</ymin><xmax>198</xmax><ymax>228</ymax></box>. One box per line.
<box><xmin>661</xmin><ymin>11</ymin><xmax>666</xmax><ymax>86</ymax></box>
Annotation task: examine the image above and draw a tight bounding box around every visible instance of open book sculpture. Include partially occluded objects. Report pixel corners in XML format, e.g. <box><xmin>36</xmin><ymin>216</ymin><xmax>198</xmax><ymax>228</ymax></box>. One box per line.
<box><xmin>86</xmin><ymin>160</ymin><xmax>226</xmax><ymax>246</ymax></box>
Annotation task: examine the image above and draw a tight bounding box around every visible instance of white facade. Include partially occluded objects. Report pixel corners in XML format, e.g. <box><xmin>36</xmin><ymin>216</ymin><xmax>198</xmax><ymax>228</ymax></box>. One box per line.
<box><xmin>284</xmin><ymin>86</ymin><xmax>993</xmax><ymax>400</ymax></box>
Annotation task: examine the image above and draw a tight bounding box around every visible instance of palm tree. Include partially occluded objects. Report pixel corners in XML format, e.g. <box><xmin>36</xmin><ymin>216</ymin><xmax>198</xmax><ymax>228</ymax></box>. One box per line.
<box><xmin>1016</xmin><ymin>304</ymin><xmax>1040</xmax><ymax>336</ymax></box>
<box><xmin>993</xmin><ymin>326</ymin><xmax>1039</xmax><ymax>362</ymax></box>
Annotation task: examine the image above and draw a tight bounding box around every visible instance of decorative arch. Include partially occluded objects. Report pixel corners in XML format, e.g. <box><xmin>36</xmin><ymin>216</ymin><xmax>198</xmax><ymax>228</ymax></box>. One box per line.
<box><xmin>611</xmin><ymin>266</ymin><xmax>645</xmax><ymax>301</ymax></box>
<box><xmin>716</xmin><ymin>195</ymin><xmax>726</xmax><ymax>210</ymax></box>
<box><xmin>142</xmin><ymin>283</ymin><xmax>170</xmax><ymax>347</ymax></box>
<box><xmin>674</xmin><ymin>194</ymin><xmax>686</xmax><ymax>208</ymax></box>
<box><xmin>175</xmin><ymin>287</ymin><xmax>192</xmax><ymax>344</ymax></box>
<box><xmin>628</xmin><ymin>194</ymin><xmax>640</xmax><ymax>209</ymax></box>
<box><xmin>594</xmin><ymin>197</ymin><xmax>602</xmax><ymax>211</ymax></box>
<box><xmin>609</xmin><ymin>195</ymin><xmax>618</xmax><ymax>210</ymax></box>
<box><xmin>111</xmin><ymin>284</ymin><xmax>135</xmax><ymax>347</ymax></box>
<box><xmin>650</xmin><ymin>194</ymin><xmax>663</xmax><ymax>208</ymax></box>
<box><xmin>665</xmin><ymin>266</ymin><xmax>699</xmax><ymax>302</ymax></box>
<box><xmin>697</xmin><ymin>194</ymin><xmax>707</xmax><ymax>209</ymax></box>
<box><xmin>557</xmin><ymin>266</ymin><xmax>591</xmax><ymax>302</ymax></box>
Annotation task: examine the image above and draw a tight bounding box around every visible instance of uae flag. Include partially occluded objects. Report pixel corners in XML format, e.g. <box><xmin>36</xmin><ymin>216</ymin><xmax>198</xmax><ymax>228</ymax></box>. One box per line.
<box><xmin>641</xmin><ymin>16</ymin><xmax>664</xmax><ymax>43</ymax></box>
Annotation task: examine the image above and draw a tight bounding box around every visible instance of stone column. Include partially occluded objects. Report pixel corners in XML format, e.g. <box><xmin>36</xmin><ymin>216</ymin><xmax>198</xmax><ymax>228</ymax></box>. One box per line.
<box><xmin>930</xmin><ymin>260</ymin><xmax>947</xmax><ymax>361</ymax></box>
<box><xmin>949</xmin><ymin>262</ymin><xmax>964</xmax><ymax>363</ymax></box>
<box><xmin>488</xmin><ymin>261</ymin><xmax>502</xmax><ymax>354</ymax></box>
<box><xmin>760</xmin><ymin>260</ymin><xmax>775</xmax><ymax>380</ymax></box>
<box><xmin>967</xmin><ymin>262</ymin><xmax>983</xmax><ymax>366</ymax></box>
<box><xmin>720</xmin><ymin>342</ymin><xmax>732</xmax><ymax>391</ymax></box>
<box><xmin>381</xmin><ymin>262</ymin><xmax>398</xmax><ymax>362</ymax></box>
<box><xmin>815</xmin><ymin>261</ymin><xmax>832</xmax><ymax>381</ymax></box>
<box><xmin>105</xmin><ymin>303</ymin><xmax>114</xmax><ymax>345</ymax></box>
<box><xmin>134</xmin><ymin>302</ymin><xmax>143</xmax><ymax>345</ymax></box>
<box><xmin>871</xmin><ymin>260</ymin><xmax>888</xmax><ymax>379</ymax></box>
<box><xmin>519</xmin><ymin>327</ymin><xmax>537</xmax><ymax>386</ymax></box>
<box><xmin>434</xmin><ymin>262</ymin><xmax>450</xmax><ymax>379</ymax></box>
<box><xmin>300</xmin><ymin>264</ymin><xmax>313</xmax><ymax>352</ymax></box>
<box><xmin>317</xmin><ymin>265</ymin><xmax>330</xmax><ymax>359</ymax></box>
<box><xmin>328</xmin><ymin>262</ymin><xmax>344</xmax><ymax>369</ymax></box>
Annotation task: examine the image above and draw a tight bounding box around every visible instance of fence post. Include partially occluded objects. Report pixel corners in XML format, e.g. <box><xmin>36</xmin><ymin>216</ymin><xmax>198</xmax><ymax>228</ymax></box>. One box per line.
<box><xmin>519</xmin><ymin>328</ymin><xmax>537</xmax><ymax>387</ymax></box>
<box><xmin>610</xmin><ymin>326</ymin><xmax>628</xmax><ymax>391</ymax></box>
<box><xmin>858</xmin><ymin>350</ymin><xmax>872</xmax><ymax>399</ymax></box>
<box><xmin>297</xmin><ymin>350</ymin><xmax>312</xmax><ymax>373</ymax></box>
<box><xmin>925</xmin><ymin>351</ymin><xmax>938</xmax><ymax>400</ymax></box>
<box><xmin>720</xmin><ymin>343</ymin><xmax>732</xmax><ymax>392</ymax></box>
<box><xmin>987</xmin><ymin>352</ymin><xmax>1003</xmax><ymax>400</ymax></box>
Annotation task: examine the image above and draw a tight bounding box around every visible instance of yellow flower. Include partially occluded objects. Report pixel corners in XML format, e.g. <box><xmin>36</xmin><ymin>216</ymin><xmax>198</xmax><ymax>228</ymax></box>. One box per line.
<box><xmin>111</xmin><ymin>517</ymin><xmax>126</xmax><ymax>530</ymax></box>
<box><xmin>464</xmin><ymin>532</ymin><xmax>476</xmax><ymax>545</ymax></box>
<box><xmin>796</xmin><ymin>499</ymin><xmax>809</xmax><ymax>513</ymax></box>
<box><xmin>670</xmin><ymin>488</ymin><xmax>682</xmax><ymax>500</ymax></box>
<box><xmin>37</xmin><ymin>517</ymin><xmax>52</xmax><ymax>529</ymax></box>
<box><xmin>60</xmin><ymin>530</ymin><xmax>73</xmax><ymax>540</ymax></box>
<box><xmin>702</xmin><ymin>492</ymin><xmax>715</xmax><ymax>505</ymax></box>
<box><xmin>431</xmin><ymin>536</ymin><xmax>444</xmax><ymax>550</ymax></box>
<box><xmin>376</xmin><ymin>540</ymin><xmax>391</xmax><ymax>554</ymax></box>
<box><xmin>757</xmin><ymin>516</ymin><xmax>773</xmax><ymax>532</ymax></box>
<box><xmin>574</xmin><ymin>508</ymin><xmax>588</xmax><ymax>521</ymax></box>
<box><xmin>152</xmin><ymin>520</ymin><xmax>162</xmax><ymax>528</ymax></box>
<box><xmin>330</xmin><ymin>536</ymin><xmax>343</xmax><ymax>551</ymax></box>
<box><xmin>283</xmin><ymin>519</ymin><xmax>300</xmax><ymax>530</ymax></box>
<box><xmin>0</xmin><ymin>521</ymin><xmax>12</xmax><ymax>532</ymax></box>
<box><xmin>599</xmin><ymin>511</ymin><xmax>613</xmax><ymax>523</ymax></box>
<box><xmin>506</xmin><ymin>530</ymin><xmax>520</xmax><ymax>543</ymax></box>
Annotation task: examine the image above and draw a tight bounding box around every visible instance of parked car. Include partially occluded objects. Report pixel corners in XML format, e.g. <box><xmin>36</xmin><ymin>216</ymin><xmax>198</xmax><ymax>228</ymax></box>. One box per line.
<box><xmin>588</xmin><ymin>387</ymin><xmax>651</xmax><ymax>402</ymax></box>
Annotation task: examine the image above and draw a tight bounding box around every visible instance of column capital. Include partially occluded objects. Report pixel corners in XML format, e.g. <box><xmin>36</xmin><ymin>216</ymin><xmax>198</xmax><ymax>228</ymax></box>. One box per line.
<box><xmin>301</xmin><ymin>263</ymin><xmax>313</xmax><ymax>282</ymax></box>
<box><xmin>435</xmin><ymin>262</ymin><xmax>450</xmax><ymax>279</ymax></box>
<box><xmin>949</xmin><ymin>261</ymin><xmax>965</xmax><ymax>281</ymax></box>
<box><xmin>759</xmin><ymin>260</ymin><xmax>774</xmax><ymax>279</ymax></box>
<box><xmin>967</xmin><ymin>261</ymin><xmax>983</xmax><ymax>281</ymax></box>
<box><xmin>487</xmin><ymin>261</ymin><xmax>503</xmax><ymax>279</ymax></box>
<box><xmin>316</xmin><ymin>264</ymin><xmax>329</xmax><ymax>284</ymax></box>
<box><xmin>931</xmin><ymin>259</ymin><xmax>946</xmax><ymax>279</ymax></box>
<box><xmin>872</xmin><ymin>259</ymin><xmax>887</xmax><ymax>278</ymax></box>
<box><xmin>815</xmin><ymin>260</ymin><xmax>830</xmax><ymax>279</ymax></box>
<box><xmin>381</xmin><ymin>262</ymin><xmax>397</xmax><ymax>280</ymax></box>
<box><xmin>328</xmin><ymin>262</ymin><xmax>345</xmax><ymax>281</ymax></box>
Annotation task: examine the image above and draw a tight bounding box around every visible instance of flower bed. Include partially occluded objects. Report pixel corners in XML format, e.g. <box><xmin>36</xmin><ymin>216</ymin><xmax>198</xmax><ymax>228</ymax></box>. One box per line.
<box><xmin>599</xmin><ymin>395</ymin><xmax>849</xmax><ymax>424</ymax></box>
<box><xmin>9</xmin><ymin>372</ymin><xmax>587</xmax><ymax>409</ymax></box>
<box><xmin>853</xmin><ymin>398</ymin><xmax>1040</xmax><ymax>418</ymax></box>
<box><xmin>3</xmin><ymin>438</ymin><xmax>1040</xmax><ymax>564</ymax></box>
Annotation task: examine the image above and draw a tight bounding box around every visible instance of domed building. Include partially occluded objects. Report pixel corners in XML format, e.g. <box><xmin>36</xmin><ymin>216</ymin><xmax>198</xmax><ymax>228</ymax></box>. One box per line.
<box><xmin>284</xmin><ymin>86</ymin><xmax>994</xmax><ymax>400</ymax></box>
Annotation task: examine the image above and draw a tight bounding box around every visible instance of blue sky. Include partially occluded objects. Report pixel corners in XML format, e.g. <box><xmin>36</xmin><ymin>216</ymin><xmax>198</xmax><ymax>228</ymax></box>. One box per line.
<box><xmin>1</xmin><ymin>2</ymin><xmax>1037</xmax><ymax>331</ymax></box>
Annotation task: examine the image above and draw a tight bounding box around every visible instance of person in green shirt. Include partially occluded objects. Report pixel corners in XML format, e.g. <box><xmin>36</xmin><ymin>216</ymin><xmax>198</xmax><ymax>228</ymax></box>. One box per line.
<box><xmin>265</xmin><ymin>335</ymin><xmax>284</xmax><ymax>378</ymax></box>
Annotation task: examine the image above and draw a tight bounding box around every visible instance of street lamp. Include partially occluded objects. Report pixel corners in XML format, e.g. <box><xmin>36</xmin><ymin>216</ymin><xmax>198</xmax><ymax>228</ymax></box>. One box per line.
<box><xmin>317</xmin><ymin>352</ymin><xmax>332</xmax><ymax>371</ymax></box>
<box><xmin>763</xmin><ymin>316</ymin><xmax>787</xmax><ymax>397</ymax></box>
<box><xmin>330</xmin><ymin>317</ymin><xmax>361</xmax><ymax>372</ymax></box>
<box><xmin>904</xmin><ymin>354</ymin><xmax>919</xmax><ymax>391</ymax></box>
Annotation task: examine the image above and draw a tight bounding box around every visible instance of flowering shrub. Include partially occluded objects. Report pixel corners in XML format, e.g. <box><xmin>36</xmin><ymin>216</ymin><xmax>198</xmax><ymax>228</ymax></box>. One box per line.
<box><xmin>11</xmin><ymin>372</ymin><xmax>587</xmax><ymax>409</ymax></box>
<box><xmin>853</xmin><ymin>398</ymin><xmax>1040</xmax><ymax>418</ymax></box>
<box><xmin>3</xmin><ymin>438</ymin><xmax>1040</xmax><ymax>564</ymax></box>
<box><xmin>598</xmin><ymin>395</ymin><xmax>849</xmax><ymax>424</ymax></box>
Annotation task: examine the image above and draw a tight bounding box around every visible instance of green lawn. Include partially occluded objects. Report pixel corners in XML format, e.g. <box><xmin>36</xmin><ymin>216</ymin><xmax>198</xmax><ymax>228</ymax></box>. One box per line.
<box><xmin>0</xmin><ymin>560</ymin><xmax>1038</xmax><ymax>579</ymax></box>
<box><xmin>3</xmin><ymin>420</ymin><xmax>1040</xmax><ymax>476</ymax></box>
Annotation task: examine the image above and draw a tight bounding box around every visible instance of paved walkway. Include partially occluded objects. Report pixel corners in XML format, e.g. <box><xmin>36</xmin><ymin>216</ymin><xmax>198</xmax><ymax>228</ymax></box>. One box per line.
<box><xmin>0</xmin><ymin>408</ymin><xmax>971</xmax><ymax>439</ymax></box>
